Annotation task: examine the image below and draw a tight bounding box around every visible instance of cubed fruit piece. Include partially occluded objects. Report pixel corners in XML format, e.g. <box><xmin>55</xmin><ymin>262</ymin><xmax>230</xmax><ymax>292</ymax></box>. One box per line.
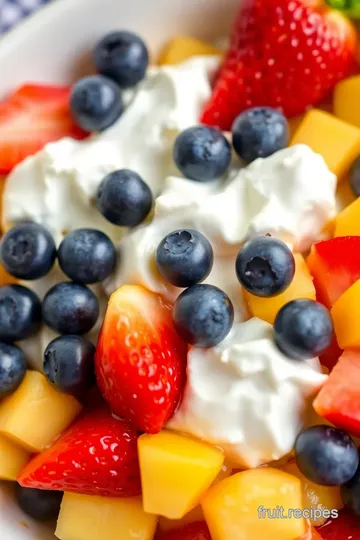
<box><xmin>202</xmin><ymin>467</ymin><xmax>306</xmax><ymax>540</ymax></box>
<box><xmin>316</xmin><ymin>509</ymin><xmax>360</xmax><ymax>539</ymax></box>
<box><xmin>0</xmin><ymin>262</ymin><xmax>17</xmax><ymax>285</ymax></box>
<box><xmin>314</xmin><ymin>350</ymin><xmax>360</xmax><ymax>437</ymax></box>
<box><xmin>0</xmin><ymin>371</ymin><xmax>81</xmax><ymax>452</ymax></box>
<box><xmin>138</xmin><ymin>430</ymin><xmax>224</xmax><ymax>519</ymax></box>
<box><xmin>244</xmin><ymin>254</ymin><xmax>315</xmax><ymax>324</ymax></box>
<box><xmin>309</xmin><ymin>530</ymin><xmax>324</xmax><ymax>540</ymax></box>
<box><xmin>291</xmin><ymin>109</ymin><xmax>360</xmax><ymax>179</ymax></box>
<box><xmin>334</xmin><ymin>75</ymin><xmax>360</xmax><ymax>129</ymax></box>
<box><xmin>307</xmin><ymin>237</ymin><xmax>360</xmax><ymax>308</ymax></box>
<box><xmin>0</xmin><ymin>434</ymin><xmax>30</xmax><ymax>481</ymax></box>
<box><xmin>289</xmin><ymin>115</ymin><xmax>305</xmax><ymax>139</ymax></box>
<box><xmin>281</xmin><ymin>461</ymin><xmax>343</xmax><ymax>526</ymax></box>
<box><xmin>55</xmin><ymin>492</ymin><xmax>157</xmax><ymax>540</ymax></box>
<box><xmin>158</xmin><ymin>463</ymin><xmax>232</xmax><ymax>531</ymax></box>
<box><xmin>159</xmin><ymin>36</ymin><xmax>221</xmax><ymax>65</ymax></box>
<box><xmin>335</xmin><ymin>197</ymin><xmax>360</xmax><ymax>237</ymax></box>
<box><xmin>331</xmin><ymin>280</ymin><xmax>360</xmax><ymax>349</ymax></box>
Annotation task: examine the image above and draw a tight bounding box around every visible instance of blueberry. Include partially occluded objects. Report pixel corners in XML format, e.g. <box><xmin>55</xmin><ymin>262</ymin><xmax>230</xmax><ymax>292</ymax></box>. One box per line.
<box><xmin>156</xmin><ymin>229</ymin><xmax>214</xmax><ymax>288</ymax></box>
<box><xmin>295</xmin><ymin>425</ymin><xmax>359</xmax><ymax>486</ymax></box>
<box><xmin>58</xmin><ymin>229</ymin><xmax>116</xmax><ymax>284</ymax></box>
<box><xmin>0</xmin><ymin>285</ymin><xmax>41</xmax><ymax>342</ymax></box>
<box><xmin>43</xmin><ymin>282</ymin><xmax>99</xmax><ymax>335</ymax></box>
<box><xmin>341</xmin><ymin>459</ymin><xmax>360</xmax><ymax>517</ymax></box>
<box><xmin>44</xmin><ymin>335</ymin><xmax>95</xmax><ymax>398</ymax></box>
<box><xmin>173</xmin><ymin>126</ymin><xmax>232</xmax><ymax>182</ymax></box>
<box><xmin>93</xmin><ymin>31</ymin><xmax>149</xmax><ymax>89</ymax></box>
<box><xmin>274</xmin><ymin>299</ymin><xmax>333</xmax><ymax>361</ymax></box>
<box><xmin>0</xmin><ymin>223</ymin><xmax>56</xmax><ymax>280</ymax></box>
<box><xmin>173</xmin><ymin>284</ymin><xmax>234</xmax><ymax>347</ymax></box>
<box><xmin>15</xmin><ymin>484</ymin><xmax>63</xmax><ymax>521</ymax></box>
<box><xmin>0</xmin><ymin>342</ymin><xmax>26</xmax><ymax>398</ymax></box>
<box><xmin>235</xmin><ymin>236</ymin><xmax>295</xmax><ymax>297</ymax></box>
<box><xmin>232</xmin><ymin>107</ymin><xmax>289</xmax><ymax>163</ymax></box>
<box><xmin>349</xmin><ymin>156</ymin><xmax>360</xmax><ymax>197</ymax></box>
<box><xmin>70</xmin><ymin>75</ymin><xmax>124</xmax><ymax>132</ymax></box>
<box><xmin>96</xmin><ymin>169</ymin><xmax>153</xmax><ymax>226</ymax></box>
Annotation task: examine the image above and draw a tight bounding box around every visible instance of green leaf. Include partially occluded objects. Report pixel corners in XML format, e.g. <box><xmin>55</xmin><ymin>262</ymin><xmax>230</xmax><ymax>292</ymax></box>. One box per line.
<box><xmin>325</xmin><ymin>0</ymin><xmax>360</xmax><ymax>18</ymax></box>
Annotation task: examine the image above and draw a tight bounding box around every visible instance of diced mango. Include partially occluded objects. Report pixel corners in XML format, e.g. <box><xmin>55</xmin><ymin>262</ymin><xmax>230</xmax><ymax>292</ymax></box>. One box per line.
<box><xmin>202</xmin><ymin>467</ymin><xmax>306</xmax><ymax>540</ymax></box>
<box><xmin>159</xmin><ymin>36</ymin><xmax>221</xmax><ymax>65</ymax></box>
<box><xmin>331</xmin><ymin>280</ymin><xmax>360</xmax><ymax>349</ymax></box>
<box><xmin>291</xmin><ymin>109</ymin><xmax>360</xmax><ymax>180</ymax></box>
<box><xmin>56</xmin><ymin>492</ymin><xmax>157</xmax><ymax>540</ymax></box>
<box><xmin>158</xmin><ymin>462</ymin><xmax>232</xmax><ymax>531</ymax></box>
<box><xmin>334</xmin><ymin>196</ymin><xmax>360</xmax><ymax>237</ymax></box>
<box><xmin>0</xmin><ymin>433</ymin><xmax>30</xmax><ymax>481</ymax></box>
<box><xmin>334</xmin><ymin>75</ymin><xmax>360</xmax><ymax>129</ymax></box>
<box><xmin>281</xmin><ymin>461</ymin><xmax>343</xmax><ymax>526</ymax></box>
<box><xmin>138</xmin><ymin>430</ymin><xmax>224</xmax><ymax>519</ymax></box>
<box><xmin>0</xmin><ymin>262</ymin><xmax>17</xmax><ymax>286</ymax></box>
<box><xmin>289</xmin><ymin>115</ymin><xmax>305</xmax><ymax>139</ymax></box>
<box><xmin>0</xmin><ymin>371</ymin><xmax>81</xmax><ymax>452</ymax></box>
<box><xmin>244</xmin><ymin>254</ymin><xmax>315</xmax><ymax>324</ymax></box>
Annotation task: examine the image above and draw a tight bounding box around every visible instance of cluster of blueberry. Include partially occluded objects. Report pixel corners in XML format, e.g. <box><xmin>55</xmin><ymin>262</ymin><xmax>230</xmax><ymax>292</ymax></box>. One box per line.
<box><xmin>156</xmin><ymin>227</ymin><xmax>334</xmax><ymax>360</ymax></box>
<box><xmin>70</xmin><ymin>31</ymin><xmax>149</xmax><ymax>133</ymax></box>
<box><xmin>0</xmin><ymin>166</ymin><xmax>154</xmax><ymax>401</ymax></box>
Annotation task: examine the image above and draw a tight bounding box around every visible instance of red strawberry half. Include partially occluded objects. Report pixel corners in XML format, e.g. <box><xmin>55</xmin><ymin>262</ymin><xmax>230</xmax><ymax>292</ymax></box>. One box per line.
<box><xmin>95</xmin><ymin>285</ymin><xmax>188</xmax><ymax>434</ymax></box>
<box><xmin>0</xmin><ymin>84</ymin><xmax>88</xmax><ymax>173</ymax></box>
<box><xmin>18</xmin><ymin>408</ymin><xmax>141</xmax><ymax>497</ymax></box>
<box><xmin>201</xmin><ymin>0</ymin><xmax>357</xmax><ymax>130</ymax></box>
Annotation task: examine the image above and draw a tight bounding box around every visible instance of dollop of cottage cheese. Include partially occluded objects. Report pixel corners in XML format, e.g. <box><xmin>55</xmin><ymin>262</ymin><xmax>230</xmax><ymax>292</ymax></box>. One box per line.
<box><xmin>168</xmin><ymin>317</ymin><xmax>327</xmax><ymax>468</ymax></box>
<box><xmin>2</xmin><ymin>56</ymin><xmax>220</xmax><ymax>244</ymax></box>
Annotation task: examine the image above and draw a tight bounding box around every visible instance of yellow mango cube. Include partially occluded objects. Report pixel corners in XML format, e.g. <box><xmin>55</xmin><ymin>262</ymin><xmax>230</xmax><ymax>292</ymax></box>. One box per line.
<box><xmin>0</xmin><ymin>371</ymin><xmax>81</xmax><ymax>452</ymax></box>
<box><xmin>159</xmin><ymin>36</ymin><xmax>221</xmax><ymax>65</ymax></box>
<box><xmin>244</xmin><ymin>254</ymin><xmax>315</xmax><ymax>324</ymax></box>
<box><xmin>202</xmin><ymin>467</ymin><xmax>306</xmax><ymax>540</ymax></box>
<box><xmin>334</xmin><ymin>196</ymin><xmax>360</xmax><ymax>237</ymax></box>
<box><xmin>291</xmin><ymin>109</ymin><xmax>360</xmax><ymax>179</ymax></box>
<box><xmin>0</xmin><ymin>262</ymin><xmax>17</xmax><ymax>286</ymax></box>
<box><xmin>281</xmin><ymin>461</ymin><xmax>343</xmax><ymax>526</ymax></box>
<box><xmin>56</xmin><ymin>493</ymin><xmax>157</xmax><ymax>540</ymax></box>
<box><xmin>0</xmin><ymin>434</ymin><xmax>30</xmax><ymax>481</ymax></box>
<box><xmin>334</xmin><ymin>75</ymin><xmax>360</xmax><ymax>129</ymax></box>
<box><xmin>138</xmin><ymin>430</ymin><xmax>224</xmax><ymax>519</ymax></box>
<box><xmin>331</xmin><ymin>280</ymin><xmax>360</xmax><ymax>349</ymax></box>
<box><xmin>158</xmin><ymin>462</ymin><xmax>232</xmax><ymax>531</ymax></box>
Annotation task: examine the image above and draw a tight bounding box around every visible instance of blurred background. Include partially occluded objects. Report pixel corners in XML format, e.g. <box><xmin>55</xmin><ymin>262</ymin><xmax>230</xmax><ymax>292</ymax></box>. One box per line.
<box><xmin>0</xmin><ymin>0</ymin><xmax>49</xmax><ymax>34</ymax></box>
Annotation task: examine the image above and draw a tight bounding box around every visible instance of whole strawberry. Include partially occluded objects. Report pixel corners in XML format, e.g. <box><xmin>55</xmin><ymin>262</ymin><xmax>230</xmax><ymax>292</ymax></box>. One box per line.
<box><xmin>95</xmin><ymin>285</ymin><xmax>188</xmax><ymax>434</ymax></box>
<box><xmin>201</xmin><ymin>0</ymin><xmax>357</xmax><ymax>130</ymax></box>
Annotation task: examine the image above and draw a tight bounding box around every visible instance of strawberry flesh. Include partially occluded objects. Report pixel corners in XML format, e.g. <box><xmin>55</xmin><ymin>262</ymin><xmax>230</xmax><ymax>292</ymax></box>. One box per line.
<box><xmin>95</xmin><ymin>285</ymin><xmax>188</xmax><ymax>434</ymax></box>
<box><xmin>0</xmin><ymin>84</ymin><xmax>88</xmax><ymax>173</ymax></box>
<box><xmin>18</xmin><ymin>408</ymin><xmax>141</xmax><ymax>497</ymax></box>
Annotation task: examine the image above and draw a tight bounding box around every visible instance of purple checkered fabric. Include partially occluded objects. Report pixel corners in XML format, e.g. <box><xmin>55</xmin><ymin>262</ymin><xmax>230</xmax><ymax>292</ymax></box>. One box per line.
<box><xmin>0</xmin><ymin>0</ymin><xmax>50</xmax><ymax>34</ymax></box>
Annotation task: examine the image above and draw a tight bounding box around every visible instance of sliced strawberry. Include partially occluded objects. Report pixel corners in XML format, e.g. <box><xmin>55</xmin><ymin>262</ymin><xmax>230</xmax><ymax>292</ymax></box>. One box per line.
<box><xmin>316</xmin><ymin>509</ymin><xmax>360</xmax><ymax>539</ymax></box>
<box><xmin>307</xmin><ymin>237</ymin><xmax>360</xmax><ymax>308</ymax></box>
<box><xmin>0</xmin><ymin>84</ymin><xmax>88</xmax><ymax>173</ymax></box>
<box><xmin>18</xmin><ymin>407</ymin><xmax>141</xmax><ymax>497</ymax></box>
<box><xmin>95</xmin><ymin>285</ymin><xmax>188</xmax><ymax>434</ymax></box>
<box><xmin>156</xmin><ymin>521</ymin><xmax>212</xmax><ymax>540</ymax></box>
<box><xmin>314</xmin><ymin>350</ymin><xmax>360</xmax><ymax>437</ymax></box>
<box><xmin>201</xmin><ymin>0</ymin><xmax>357</xmax><ymax>130</ymax></box>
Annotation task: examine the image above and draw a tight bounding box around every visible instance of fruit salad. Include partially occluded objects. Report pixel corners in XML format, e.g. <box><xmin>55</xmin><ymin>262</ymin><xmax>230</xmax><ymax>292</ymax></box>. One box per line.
<box><xmin>3</xmin><ymin>0</ymin><xmax>360</xmax><ymax>539</ymax></box>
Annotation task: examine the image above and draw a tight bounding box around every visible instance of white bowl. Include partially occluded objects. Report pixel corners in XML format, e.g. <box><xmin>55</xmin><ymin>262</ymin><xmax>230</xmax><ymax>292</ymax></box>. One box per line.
<box><xmin>0</xmin><ymin>0</ymin><xmax>239</xmax><ymax>538</ymax></box>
